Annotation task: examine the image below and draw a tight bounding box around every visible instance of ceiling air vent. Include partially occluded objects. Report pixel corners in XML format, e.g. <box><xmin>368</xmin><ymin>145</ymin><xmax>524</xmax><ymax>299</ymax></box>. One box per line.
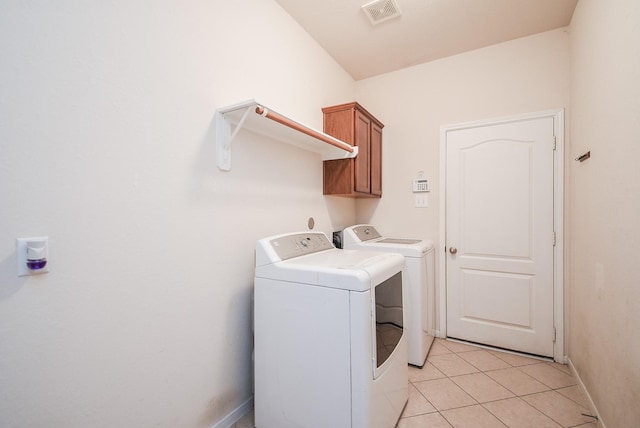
<box><xmin>361</xmin><ymin>0</ymin><xmax>402</xmax><ymax>25</ymax></box>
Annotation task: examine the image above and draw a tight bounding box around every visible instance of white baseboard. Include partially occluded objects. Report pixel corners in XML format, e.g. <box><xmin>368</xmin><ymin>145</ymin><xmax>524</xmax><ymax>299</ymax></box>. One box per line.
<box><xmin>566</xmin><ymin>357</ymin><xmax>605</xmax><ymax>428</ymax></box>
<box><xmin>210</xmin><ymin>396</ymin><xmax>254</xmax><ymax>428</ymax></box>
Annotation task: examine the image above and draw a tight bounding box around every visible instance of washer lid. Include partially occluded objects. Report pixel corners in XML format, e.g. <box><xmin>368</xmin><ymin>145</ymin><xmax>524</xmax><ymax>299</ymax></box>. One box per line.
<box><xmin>343</xmin><ymin>224</ymin><xmax>433</xmax><ymax>257</ymax></box>
<box><xmin>255</xmin><ymin>247</ymin><xmax>404</xmax><ymax>292</ymax></box>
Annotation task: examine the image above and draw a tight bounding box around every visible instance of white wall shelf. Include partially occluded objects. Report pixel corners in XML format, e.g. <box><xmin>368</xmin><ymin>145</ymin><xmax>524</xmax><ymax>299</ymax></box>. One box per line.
<box><xmin>215</xmin><ymin>99</ymin><xmax>358</xmax><ymax>171</ymax></box>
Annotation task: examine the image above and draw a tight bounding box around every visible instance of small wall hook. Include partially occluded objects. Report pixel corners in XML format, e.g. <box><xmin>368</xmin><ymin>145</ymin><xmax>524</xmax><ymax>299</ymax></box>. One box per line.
<box><xmin>575</xmin><ymin>151</ymin><xmax>591</xmax><ymax>162</ymax></box>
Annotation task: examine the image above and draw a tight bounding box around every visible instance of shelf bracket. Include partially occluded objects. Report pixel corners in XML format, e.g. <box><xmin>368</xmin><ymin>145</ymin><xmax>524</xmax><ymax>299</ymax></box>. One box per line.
<box><xmin>216</xmin><ymin>105</ymin><xmax>253</xmax><ymax>171</ymax></box>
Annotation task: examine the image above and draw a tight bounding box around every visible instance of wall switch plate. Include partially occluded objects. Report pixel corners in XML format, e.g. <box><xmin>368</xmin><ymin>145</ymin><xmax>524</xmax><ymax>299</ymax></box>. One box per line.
<box><xmin>414</xmin><ymin>194</ymin><xmax>428</xmax><ymax>208</ymax></box>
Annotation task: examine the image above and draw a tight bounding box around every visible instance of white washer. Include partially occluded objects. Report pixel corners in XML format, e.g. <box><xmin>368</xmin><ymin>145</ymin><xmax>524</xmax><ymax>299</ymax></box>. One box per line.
<box><xmin>342</xmin><ymin>225</ymin><xmax>435</xmax><ymax>367</ymax></box>
<box><xmin>254</xmin><ymin>231</ymin><xmax>408</xmax><ymax>428</ymax></box>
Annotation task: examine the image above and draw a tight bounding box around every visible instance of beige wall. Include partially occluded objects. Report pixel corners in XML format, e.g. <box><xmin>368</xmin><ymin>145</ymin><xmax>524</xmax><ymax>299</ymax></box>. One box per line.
<box><xmin>568</xmin><ymin>0</ymin><xmax>640</xmax><ymax>426</ymax></box>
<box><xmin>354</xmin><ymin>28</ymin><xmax>570</xmax><ymax>243</ymax></box>
<box><xmin>0</xmin><ymin>1</ymin><xmax>355</xmax><ymax>427</ymax></box>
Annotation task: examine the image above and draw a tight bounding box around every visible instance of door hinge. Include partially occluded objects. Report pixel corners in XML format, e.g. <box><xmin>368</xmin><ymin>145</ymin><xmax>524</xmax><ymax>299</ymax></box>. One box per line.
<box><xmin>553</xmin><ymin>136</ymin><xmax>557</xmax><ymax>150</ymax></box>
<box><xmin>552</xmin><ymin>231</ymin><xmax>556</xmax><ymax>246</ymax></box>
<box><xmin>553</xmin><ymin>327</ymin><xmax>557</xmax><ymax>343</ymax></box>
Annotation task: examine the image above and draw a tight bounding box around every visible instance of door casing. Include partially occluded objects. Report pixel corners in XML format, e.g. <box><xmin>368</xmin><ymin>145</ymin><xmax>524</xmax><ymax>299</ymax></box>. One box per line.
<box><xmin>438</xmin><ymin>109</ymin><xmax>565</xmax><ymax>363</ymax></box>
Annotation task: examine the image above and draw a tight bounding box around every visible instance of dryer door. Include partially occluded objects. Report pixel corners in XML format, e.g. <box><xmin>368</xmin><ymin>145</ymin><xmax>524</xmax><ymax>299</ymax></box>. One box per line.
<box><xmin>373</xmin><ymin>271</ymin><xmax>404</xmax><ymax>377</ymax></box>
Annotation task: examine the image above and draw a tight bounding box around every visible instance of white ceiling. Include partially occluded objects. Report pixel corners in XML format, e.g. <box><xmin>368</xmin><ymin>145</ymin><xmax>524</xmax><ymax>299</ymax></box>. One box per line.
<box><xmin>274</xmin><ymin>0</ymin><xmax>579</xmax><ymax>80</ymax></box>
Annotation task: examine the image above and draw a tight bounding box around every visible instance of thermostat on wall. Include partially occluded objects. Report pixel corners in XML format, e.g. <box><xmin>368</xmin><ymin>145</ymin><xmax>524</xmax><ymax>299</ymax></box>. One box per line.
<box><xmin>412</xmin><ymin>179</ymin><xmax>429</xmax><ymax>193</ymax></box>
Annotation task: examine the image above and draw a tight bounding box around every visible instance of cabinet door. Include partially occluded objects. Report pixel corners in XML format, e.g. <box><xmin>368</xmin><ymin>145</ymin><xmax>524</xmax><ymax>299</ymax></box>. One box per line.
<box><xmin>370</xmin><ymin>122</ymin><xmax>382</xmax><ymax>196</ymax></box>
<box><xmin>354</xmin><ymin>110</ymin><xmax>371</xmax><ymax>194</ymax></box>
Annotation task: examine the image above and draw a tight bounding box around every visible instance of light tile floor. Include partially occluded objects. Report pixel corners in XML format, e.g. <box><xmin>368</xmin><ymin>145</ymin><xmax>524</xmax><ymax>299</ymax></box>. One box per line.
<box><xmin>399</xmin><ymin>339</ymin><xmax>598</xmax><ymax>428</ymax></box>
<box><xmin>233</xmin><ymin>338</ymin><xmax>599</xmax><ymax>428</ymax></box>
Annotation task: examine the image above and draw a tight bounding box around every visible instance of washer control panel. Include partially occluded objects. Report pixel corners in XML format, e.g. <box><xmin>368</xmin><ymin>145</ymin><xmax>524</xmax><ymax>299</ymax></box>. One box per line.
<box><xmin>351</xmin><ymin>225</ymin><xmax>382</xmax><ymax>242</ymax></box>
<box><xmin>269</xmin><ymin>232</ymin><xmax>334</xmax><ymax>260</ymax></box>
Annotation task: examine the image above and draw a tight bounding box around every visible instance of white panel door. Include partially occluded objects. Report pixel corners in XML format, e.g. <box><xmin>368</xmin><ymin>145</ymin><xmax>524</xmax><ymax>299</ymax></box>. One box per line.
<box><xmin>445</xmin><ymin>117</ymin><xmax>555</xmax><ymax>357</ymax></box>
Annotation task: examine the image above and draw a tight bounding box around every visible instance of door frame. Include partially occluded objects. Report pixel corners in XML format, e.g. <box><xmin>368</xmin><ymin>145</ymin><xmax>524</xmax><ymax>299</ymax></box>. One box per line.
<box><xmin>438</xmin><ymin>109</ymin><xmax>565</xmax><ymax>362</ymax></box>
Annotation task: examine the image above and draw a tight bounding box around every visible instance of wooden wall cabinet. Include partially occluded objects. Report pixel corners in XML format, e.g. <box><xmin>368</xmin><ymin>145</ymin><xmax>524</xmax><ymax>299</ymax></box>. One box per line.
<box><xmin>322</xmin><ymin>102</ymin><xmax>384</xmax><ymax>197</ymax></box>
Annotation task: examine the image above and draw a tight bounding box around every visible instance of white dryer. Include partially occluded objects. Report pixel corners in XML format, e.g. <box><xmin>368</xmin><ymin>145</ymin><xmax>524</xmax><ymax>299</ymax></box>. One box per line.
<box><xmin>342</xmin><ymin>225</ymin><xmax>435</xmax><ymax>367</ymax></box>
<box><xmin>254</xmin><ymin>231</ymin><xmax>408</xmax><ymax>428</ymax></box>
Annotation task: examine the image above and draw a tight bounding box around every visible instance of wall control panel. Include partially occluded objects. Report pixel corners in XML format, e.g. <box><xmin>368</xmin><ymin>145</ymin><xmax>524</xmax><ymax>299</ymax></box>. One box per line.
<box><xmin>412</xmin><ymin>179</ymin><xmax>430</xmax><ymax>193</ymax></box>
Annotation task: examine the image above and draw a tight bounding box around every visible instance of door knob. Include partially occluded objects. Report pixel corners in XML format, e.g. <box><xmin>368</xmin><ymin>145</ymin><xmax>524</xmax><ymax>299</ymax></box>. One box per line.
<box><xmin>449</xmin><ymin>247</ymin><xmax>458</xmax><ymax>254</ymax></box>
